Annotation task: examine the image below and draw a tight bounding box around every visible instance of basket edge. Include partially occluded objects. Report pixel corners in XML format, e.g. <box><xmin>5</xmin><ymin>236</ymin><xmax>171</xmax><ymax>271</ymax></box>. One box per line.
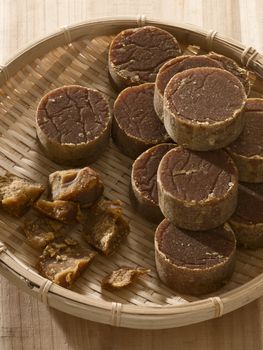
<box><xmin>1</xmin><ymin>243</ymin><xmax>263</xmax><ymax>329</ymax></box>
<box><xmin>0</xmin><ymin>16</ymin><xmax>263</xmax><ymax>329</ymax></box>
<box><xmin>0</xmin><ymin>15</ymin><xmax>263</xmax><ymax>85</ymax></box>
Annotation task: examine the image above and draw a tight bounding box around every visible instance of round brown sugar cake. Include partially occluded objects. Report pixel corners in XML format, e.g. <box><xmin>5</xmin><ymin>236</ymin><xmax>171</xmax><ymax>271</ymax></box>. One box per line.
<box><xmin>36</xmin><ymin>85</ymin><xmax>111</xmax><ymax>165</ymax></box>
<box><xmin>229</xmin><ymin>183</ymin><xmax>263</xmax><ymax>249</ymax></box>
<box><xmin>130</xmin><ymin>143</ymin><xmax>175</xmax><ymax>223</ymax></box>
<box><xmin>163</xmin><ymin>67</ymin><xmax>246</xmax><ymax>150</ymax></box>
<box><xmin>154</xmin><ymin>55</ymin><xmax>222</xmax><ymax>120</ymax></box>
<box><xmin>112</xmin><ymin>83</ymin><xmax>171</xmax><ymax>159</ymax></box>
<box><xmin>108</xmin><ymin>26</ymin><xmax>181</xmax><ymax>90</ymax></box>
<box><xmin>208</xmin><ymin>53</ymin><xmax>250</xmax><ymax>95</ymax></box>
<box><xmin>157</xmin><ymin>147</ymin><xmax>238</xmax><ymax>230</ymax></box>
<box><xmin>155</xmin><ymin>219</ymin><xmax>236</xmax><ymax>296</ymax></box>
<box><xmin>227</xmin><ymin>99</ymin><xmax>263</xmax><ymax>182</ymax></box>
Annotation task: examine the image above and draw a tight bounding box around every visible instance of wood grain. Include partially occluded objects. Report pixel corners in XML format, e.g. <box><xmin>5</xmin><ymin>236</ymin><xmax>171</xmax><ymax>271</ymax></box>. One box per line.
<box><xmin>0</xmin><ymin>0</ymin><xmax>262</xmax><ymax>349</ymax></box>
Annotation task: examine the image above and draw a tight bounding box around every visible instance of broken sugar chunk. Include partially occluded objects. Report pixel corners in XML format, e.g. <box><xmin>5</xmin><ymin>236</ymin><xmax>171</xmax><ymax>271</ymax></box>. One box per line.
<box><xmin>49</xmin><ymin>167</ymin><xmax>104</xmax><ymax>206</ymax></box>
<box><xmin>37</xmin><ymin>236</ymin><xmax>97</xmax><ymax>288</ymax></box>
<box><xmin>34</xmin><ymin>199</ymin><xmax>79</xmax><ymax>222</ymax></box>
<box><xmin>23</xmin><ymin>216</ymin><xmax>65</xmax><ymax>249</ymax></box>
<box><xmin>82</xmin><ymin>199</ymin><xmax>130</xmax><ymax>256</ymax></box>
<box><xmin>0</xmin><ymin>173</ymin><xmax>45</xmax><ymax>217</ymax></box>
<box><xmin>101</xmin><ymin>266</ymin><xmax>150</xmax><ymax>290</ymax></box>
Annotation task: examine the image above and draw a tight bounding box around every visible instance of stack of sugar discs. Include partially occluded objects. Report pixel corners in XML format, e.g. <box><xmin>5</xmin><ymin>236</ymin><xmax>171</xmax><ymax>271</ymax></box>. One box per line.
<box><xmin>108</xmin><ymin>25</ymin><xmax>263</xmax><ymax>296</ymax></box>
<box><xmin>35</xmin><ymin>25</ymin><xmax>262</xmax><ymax>296</ymax></box>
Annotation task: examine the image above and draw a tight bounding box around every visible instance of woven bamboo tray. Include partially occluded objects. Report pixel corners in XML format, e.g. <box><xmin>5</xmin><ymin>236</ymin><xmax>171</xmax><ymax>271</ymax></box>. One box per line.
<box><xmin>0</xmin><ymin>16</ymin><xmax>263</xmax><ymax>330</ymax></box>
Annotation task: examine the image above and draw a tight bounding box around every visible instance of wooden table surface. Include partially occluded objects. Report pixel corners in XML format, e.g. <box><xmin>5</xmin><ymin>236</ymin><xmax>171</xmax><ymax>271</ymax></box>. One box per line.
<box><xmin>0</xmin><ymin>1</ymin><xmax>263</xmax><ymax>349</ymax></box>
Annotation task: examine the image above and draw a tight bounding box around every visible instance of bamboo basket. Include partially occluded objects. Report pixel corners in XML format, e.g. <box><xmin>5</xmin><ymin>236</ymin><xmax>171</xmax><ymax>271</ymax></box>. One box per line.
<box><xmin>0</xmin><ymin>16</ymin><xmax>263</xmax><ymax>330</ymax></box>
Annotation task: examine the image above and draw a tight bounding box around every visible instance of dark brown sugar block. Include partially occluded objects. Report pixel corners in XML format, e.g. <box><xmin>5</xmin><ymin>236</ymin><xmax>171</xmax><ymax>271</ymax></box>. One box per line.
<box><xmin>23</xmin><ymin>216</ymin><xmax>64</xmax><ymax>249</ymax></box>
<box><xmin>36</xmin><ymin>85</ymin><xmax>111</xmax><ymax>165</ymax></box>
<box><xmin>154</xmin><ymin>53</ymin><xmax>250</xmax><ymax>121</ymax></box>
<box><xmin>229</xmin><ymin>183</ymin><xmax>263</xmax><ymax>249</ymax></box>
<box><xmin>49</xmin><ymin>167</ymin><xmax>104</xmax><ymax>206</ymax></box>
<box><xmin>227</xmin><ymin>99</ymin><xmax>263</xmax><ymax>183</ymax></box>
<box><xmin>101</xmin><ymin>266</ymin><xmax>150</xmax><ymax>290</ymax></box>
<box><xmin>108</xmin><ymin>26</ymin><xmax>181</xmax><ymax>89</ymax></box>
<box><xmin>34</xmin><ymin>199</ymin><xmax>79</xmax><ymax>223</ymax></box>
<box><xmin>130</xmin><ymin>143</ymin><xmax>175</xmax><ymax>223</ymax></box>
<box><xmin>208</xmin><ymin>53</ymin><xmax>250</xmax><ymax>95</ymax></box>
<box><xmin>155</xmin><ymin>219</ymin><xmax>236</xmax><ymax>295</ymax></box>
<box><xmin>37</xmin><ymin>236</ymin><xmax>97</xmax><ymax>288</ymax></box>
<box><xmin>163</xmin><ymin>67</ymin><xmax>246</xmax><ymax>150</ymax></box>
<box><xmin>0</xmin><ymin>173</ymin><xmax>45</xmax><ymax>217</ymax></box>
<box><xmin>157</xmin><ymin>147</ymin><xmax>238</xmax><ymax>230</ymax></box>
<box><xmin>154</xmin><ymin>55</ymin><xmax>222</xmax><ymax>120</ymax></box>
<box><xmin>112</xmin><ymin>83</ymin><xmax>171</xmax><ymax>159</ymax></box>
<box><xmin>82</xmin><ymin>200</ymin><xmax>130</xmax><ymax>256</ymax></box>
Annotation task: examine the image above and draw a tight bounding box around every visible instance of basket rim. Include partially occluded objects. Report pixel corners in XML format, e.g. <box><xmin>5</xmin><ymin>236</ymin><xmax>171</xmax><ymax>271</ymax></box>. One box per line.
<box><xmin>0</xmin><ymin>15</ymin><xmax>263</xmax><ymax>329</ymax></box>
